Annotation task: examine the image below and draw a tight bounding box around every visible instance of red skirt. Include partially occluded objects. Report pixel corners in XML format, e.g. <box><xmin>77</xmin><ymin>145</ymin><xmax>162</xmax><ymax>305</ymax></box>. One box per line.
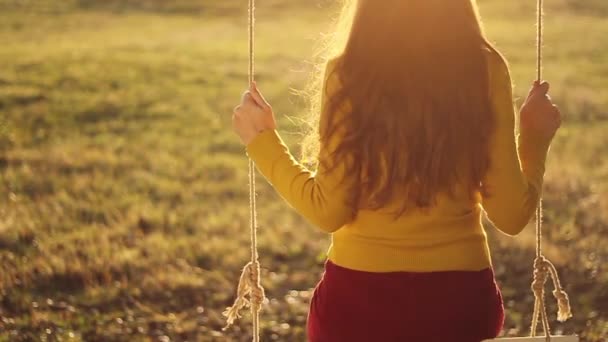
<box><xmin>307</xmin><ymin>260</ymin><xmax>504</xmax><ymax>342</ymax></box>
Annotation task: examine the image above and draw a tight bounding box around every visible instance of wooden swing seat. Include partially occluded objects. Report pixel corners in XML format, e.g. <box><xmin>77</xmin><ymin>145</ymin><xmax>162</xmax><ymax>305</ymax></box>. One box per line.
<box><xmin>483</xmin><ymin>336</ymin><xmax>579</xmax><ymax>341</ymax></box>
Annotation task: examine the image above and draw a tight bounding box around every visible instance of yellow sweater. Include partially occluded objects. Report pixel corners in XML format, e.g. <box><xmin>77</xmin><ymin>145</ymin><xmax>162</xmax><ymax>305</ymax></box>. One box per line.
<box><xmin>245</xmin><ymin>49</ymin><xmax>552</xmax><ymax>272</ymax></box>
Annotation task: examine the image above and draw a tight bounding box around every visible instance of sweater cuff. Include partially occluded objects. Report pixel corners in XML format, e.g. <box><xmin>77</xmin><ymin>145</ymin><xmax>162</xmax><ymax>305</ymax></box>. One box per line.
<box><xmin>517</xmin><ymin>131</ymin><xmax>551</xmax><ymax>190</ymax></box>
<box><xmin>245</xmin><ymin>129</ymin><xmax>289</xmax><ymax>179</ymax></box>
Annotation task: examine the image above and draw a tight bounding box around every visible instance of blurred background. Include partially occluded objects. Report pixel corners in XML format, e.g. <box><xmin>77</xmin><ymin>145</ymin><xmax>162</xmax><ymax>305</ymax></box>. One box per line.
<box><xmin>0</xmin><ymin>0</ymin><xmax>606</xmax><ymax>341</ymax></box>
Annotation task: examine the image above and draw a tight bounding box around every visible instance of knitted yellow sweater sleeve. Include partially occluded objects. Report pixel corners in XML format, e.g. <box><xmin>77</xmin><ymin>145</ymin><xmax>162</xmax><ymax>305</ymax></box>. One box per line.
<box><xmin>480</xmin><ymin>50</ymin><xmax>552</xmax><ymax>236</ymax></box>
<box><xmin>245</xmin><ymin>61</ymin><xmax>356</xmax><ymax>233</ymax></box>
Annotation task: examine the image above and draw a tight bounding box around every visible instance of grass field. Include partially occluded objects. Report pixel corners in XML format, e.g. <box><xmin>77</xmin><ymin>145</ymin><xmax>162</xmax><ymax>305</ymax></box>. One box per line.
<box><xmin>0</xmin><ymin>0</ymin><xmax>607</xmax><ymax>341</ymax></box>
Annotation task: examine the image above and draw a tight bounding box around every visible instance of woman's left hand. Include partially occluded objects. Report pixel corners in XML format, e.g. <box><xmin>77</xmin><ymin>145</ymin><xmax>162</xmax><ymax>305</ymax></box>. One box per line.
<box><xmin>232</xmin><ymin>81</ymin><xmax>277</xmax><ymax>145</ymax></box>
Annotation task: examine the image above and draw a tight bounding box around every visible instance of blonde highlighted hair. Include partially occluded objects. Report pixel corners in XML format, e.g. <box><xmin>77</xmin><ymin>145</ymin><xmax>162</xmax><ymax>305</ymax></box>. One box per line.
<box><xmin>301</xmin><ymin>0</ymin><xmax>507</xmax><ymax>218</ymax></box>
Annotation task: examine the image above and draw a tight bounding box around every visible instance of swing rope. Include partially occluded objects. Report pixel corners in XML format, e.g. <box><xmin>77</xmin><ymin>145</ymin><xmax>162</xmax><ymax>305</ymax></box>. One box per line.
<box><xmin>529</xmin><ymin>0</ymin><xmax>572</xmax><ymax>340</ymax></box>
<box><xmin>222</xmin><ymin>0</ymin><xmax>266</xmax><ymax>341</ymax></box>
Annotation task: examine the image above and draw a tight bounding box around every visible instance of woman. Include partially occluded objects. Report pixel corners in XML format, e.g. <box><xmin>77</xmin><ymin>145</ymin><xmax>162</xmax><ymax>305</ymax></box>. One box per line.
<box><xmin>231</xmin><ymin>0</ymin><xmax>561</xmax><ymax>341</ymax></box>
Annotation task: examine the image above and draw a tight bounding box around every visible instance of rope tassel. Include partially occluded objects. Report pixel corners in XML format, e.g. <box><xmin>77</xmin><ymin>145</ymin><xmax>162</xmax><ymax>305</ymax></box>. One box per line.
<box><xmin>546</xmin><ymin>260</ymin><xmax>573</xmax><ymax>322</ymax></box>
<box><xmin>554</xmin><ymin>289</ymin><xmax>572</xmax><ymax>322</ymax></box>
<box><xmin>222</xmin><ymin>261</ymin><xmax>266</xmax><ymax>330</ymax></box>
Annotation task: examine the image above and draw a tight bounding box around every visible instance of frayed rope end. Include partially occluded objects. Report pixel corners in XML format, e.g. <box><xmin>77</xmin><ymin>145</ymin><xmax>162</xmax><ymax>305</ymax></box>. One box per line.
<box><xmin>221</xmin><ymin>261</ymin><xmax>266</xmax><ymax>331</ymax></box>
<box><xmin>553</xmin><ymin>289</ymin><xmax>573</xmax><ymax>322</ymax></box>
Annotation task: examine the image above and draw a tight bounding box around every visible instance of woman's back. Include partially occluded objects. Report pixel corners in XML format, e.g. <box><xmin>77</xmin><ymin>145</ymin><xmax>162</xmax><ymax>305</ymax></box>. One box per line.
<box><xmin>272</xmin><ymin>47</ymin><xmax>546</xmax><ymax>272</ymax></box>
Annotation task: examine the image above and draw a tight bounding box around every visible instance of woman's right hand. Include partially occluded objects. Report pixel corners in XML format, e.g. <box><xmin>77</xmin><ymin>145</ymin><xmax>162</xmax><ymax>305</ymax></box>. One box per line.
<box><xmin>519</xmin><ymin>81</ymin><xmax>562</xmax><ymax>141</ymax></box>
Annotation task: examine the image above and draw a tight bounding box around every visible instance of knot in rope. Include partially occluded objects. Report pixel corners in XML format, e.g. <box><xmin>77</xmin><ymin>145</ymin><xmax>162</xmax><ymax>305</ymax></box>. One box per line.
<box><xmin>532</xmin><ymin>255</ymin><xmax>573</xmax><ymax>322</ymax></box>
<box><xmin>531</xmin><ymin>256</ymin><xmax>549</xmax><ymax>296</ymax></box>
<box><xmin>222</xmin><ymin>261</ymin><xmax>266</xmax><ymax>331</ymax></box>
<box><xmin>530</xmin><ymin>254</ymin><xmax>573</xmax><ymax>338</ymax></box>
<box><xmin>248</xmin><ymin>261</ymin><xmax>266</xmax><ymax>309</ymax></box>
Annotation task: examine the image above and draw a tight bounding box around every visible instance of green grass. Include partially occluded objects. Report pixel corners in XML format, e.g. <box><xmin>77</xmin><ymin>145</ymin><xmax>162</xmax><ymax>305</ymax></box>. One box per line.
<box><xmin>0</xmin><ymin>1</ymin><xmax>607</xmax><ymax>341</ymax></box>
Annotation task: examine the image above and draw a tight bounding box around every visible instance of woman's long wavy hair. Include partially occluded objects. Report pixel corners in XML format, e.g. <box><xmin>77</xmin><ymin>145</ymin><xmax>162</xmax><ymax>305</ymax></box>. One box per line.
<box><xmin>301</xmin><ymin>0</ymin><xmax>503</xmax><ymax>218</ymax></box>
